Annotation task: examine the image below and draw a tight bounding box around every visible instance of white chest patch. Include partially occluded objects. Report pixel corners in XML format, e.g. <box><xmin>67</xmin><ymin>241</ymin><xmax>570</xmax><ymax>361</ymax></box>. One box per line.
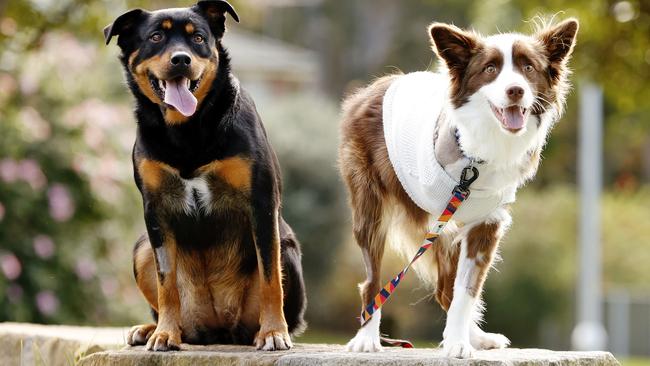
<box><xmin>179</xmin><ymin>176</ymin><xmax>212</xmax><ymax>215</ymax></box>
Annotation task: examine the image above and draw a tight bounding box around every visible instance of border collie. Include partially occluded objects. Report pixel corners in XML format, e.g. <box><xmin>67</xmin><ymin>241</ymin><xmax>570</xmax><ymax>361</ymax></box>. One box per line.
<box><xmin>338</xmin><ymin>18</ymin><xmax>578</xmax><ymax>358</ymax></box>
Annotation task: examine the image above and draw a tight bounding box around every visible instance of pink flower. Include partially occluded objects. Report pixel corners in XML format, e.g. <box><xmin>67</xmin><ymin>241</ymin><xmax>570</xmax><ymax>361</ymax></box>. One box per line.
<box><xmin>0</xmin><ymin>253</ymin><xmax>22</xmax><ymax>280</ymax></box>
<box><xmin>19</xmin><ymin>107</ymin><xmax>51</xmax><ymax>142</ymax></box>
<box><xmin>75</xmin><ymin>257</ymin><xmax>96</xmax><ymax>281</ymax></box>
<box><xmin>100</xmin><ymin>278</ymin><xmax>118</xmax><ymax>296</ymax></box>
<box><xmin>36</xmin><ymin>290</ymin><xmax>59</xmax><ymax>316</ymax></box>
<box><xmin>0</xmin><ymin>18</ymin><xmax>17</xmax><ymax>37</ymax></box>
<box><xmin>19</xmin><ymin>159</ymin><xmax>47</xmax><ymax>190</ymax></box>
<box><xmin>47</xmin><ymin>184</ymin><xmax>75</xmax><ymax>222</ymax></box>
<box><xmin>0</xmin><ymin>73</ymin><xmax>18</xmax><ymax>100</ymax></box>
<box><xmin>33</xmin><ymin>235</ymin><xmax>55</xmax><ymax>259</ymax></box>
<box><xmin>0</xmin><ymin>159</ymin><xmax>18</xmax><ymax>182</ymax></box>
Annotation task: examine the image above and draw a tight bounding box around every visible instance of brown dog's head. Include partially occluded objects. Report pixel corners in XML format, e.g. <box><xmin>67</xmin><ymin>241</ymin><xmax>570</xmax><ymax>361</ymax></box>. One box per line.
<box><xmin>104</xmin><ymin>1</ymin><xmax>239</xmax><ymax>124</ymax></box>
<box><xmin>428</xmin><ymin>19</ymin><xmax>578</xmax><ymax>135</ymax></box>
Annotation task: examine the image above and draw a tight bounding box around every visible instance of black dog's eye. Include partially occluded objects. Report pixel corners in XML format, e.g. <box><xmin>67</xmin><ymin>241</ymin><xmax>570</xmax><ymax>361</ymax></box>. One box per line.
<box><xmin>485</xmin><ymin>64</ymin><xmax>497</xmax><ymax>74</ymax></box>
<box><xmin>524</xmin><ymin>64</ymin><xmax>534</xmax><ymax>73</ymax></box>
<box><xmin>150</xmin><ymin>32</ymin><xmax>163</xmax><ymax>43</ymax></box>
<box><xmin>192</xmin><ymin>34</ymin><xmax>205</xmax><ymax>44</ymax></box>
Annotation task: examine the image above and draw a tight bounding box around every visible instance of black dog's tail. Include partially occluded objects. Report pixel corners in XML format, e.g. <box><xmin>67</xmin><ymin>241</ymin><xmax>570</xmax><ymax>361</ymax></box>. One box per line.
<box><xmin>280</xmin><ymin>218</ymin><xmax>307</xmax><ymax>336</ymax></box>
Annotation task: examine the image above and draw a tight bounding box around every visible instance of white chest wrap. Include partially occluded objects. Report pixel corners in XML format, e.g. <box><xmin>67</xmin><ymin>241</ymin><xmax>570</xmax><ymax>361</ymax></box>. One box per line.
<box><xmin>383</xmin><ymin>71</ymin><xmax>516</xmax><ymax>224</ymax></box>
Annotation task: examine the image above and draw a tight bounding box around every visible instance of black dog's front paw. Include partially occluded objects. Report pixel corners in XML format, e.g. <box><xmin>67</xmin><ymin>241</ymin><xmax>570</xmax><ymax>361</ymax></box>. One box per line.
<box><xmin>145</xmin><ymin>328</ymin><xmax>181</xmax><ymax>351</ymax></box>
<box><xmin>255</xmin><ymin>328</ymin><xmax>292</xmax><ymax>351</ymax></box>
<box><xmin>127</xmin><ymin>323</ymin><xmax>156</xmax><ymax>346</ymax></box>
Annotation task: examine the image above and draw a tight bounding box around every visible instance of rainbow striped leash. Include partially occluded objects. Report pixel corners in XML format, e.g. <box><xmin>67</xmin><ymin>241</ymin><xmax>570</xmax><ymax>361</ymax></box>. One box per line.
<box><xmin>360</xmin><ymin>164</ymin><xmax>479</xmax><ymax>348</ymax></box>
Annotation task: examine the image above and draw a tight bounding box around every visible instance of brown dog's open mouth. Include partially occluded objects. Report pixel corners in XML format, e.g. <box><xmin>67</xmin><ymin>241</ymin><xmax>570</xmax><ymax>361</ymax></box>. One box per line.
<box><xmin>149</xmin><ymin>73</ymin><xmax>202</xmax><ymax>117</ymax></box>
<box><xmin>489</xmin><ymin>102</ymin><xmax>529</xmax><ymax>133</ymax></box>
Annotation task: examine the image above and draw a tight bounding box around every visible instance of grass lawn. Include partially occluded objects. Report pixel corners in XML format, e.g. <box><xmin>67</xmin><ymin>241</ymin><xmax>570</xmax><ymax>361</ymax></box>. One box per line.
<box><xmin>621</xmin><ymin>358</ymin><xmax>650</xmax><ymax>366</ymax></box>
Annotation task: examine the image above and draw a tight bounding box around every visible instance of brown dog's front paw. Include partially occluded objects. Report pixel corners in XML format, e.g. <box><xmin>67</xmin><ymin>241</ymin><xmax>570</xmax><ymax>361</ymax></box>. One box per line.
<box><xmin>127</xmin><ymin>323</ymin><xmax>157</xmax><ymax>346</ymax></box>
<box><xmin>255</xmin><ymin>329</ymin><xmax>293</xmax><ymax>351</ymax></box>
<box><xmin>145</xmin><ymin>328</ymin><xmax>181</xmax><ymax>351</ymax></box>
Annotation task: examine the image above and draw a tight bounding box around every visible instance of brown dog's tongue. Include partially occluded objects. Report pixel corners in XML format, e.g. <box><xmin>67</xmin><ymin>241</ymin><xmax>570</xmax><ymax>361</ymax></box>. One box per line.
<box><xmin>503</xmin><ymin>106</ymin><xmax>525</xmax><ymax>130</ymax></box>
<box><xmin>163</xmin><ymin>77</ymin><xmax>197</xmax><ymax>117</ymax></box>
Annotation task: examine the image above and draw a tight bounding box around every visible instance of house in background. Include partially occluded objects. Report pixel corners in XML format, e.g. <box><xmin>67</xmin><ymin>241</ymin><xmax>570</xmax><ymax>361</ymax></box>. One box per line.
<box><xmin>225</xmin><ymin>28</ymin><xmax>321</xmax><ymax>102</ymax></box>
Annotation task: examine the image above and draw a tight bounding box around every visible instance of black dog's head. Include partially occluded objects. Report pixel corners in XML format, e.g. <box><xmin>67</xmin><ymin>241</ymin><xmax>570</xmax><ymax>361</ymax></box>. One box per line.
<box><xmin>104</xmin><ymin>1</ymin><xmax>239</xmax><ymax>124</ymax></box>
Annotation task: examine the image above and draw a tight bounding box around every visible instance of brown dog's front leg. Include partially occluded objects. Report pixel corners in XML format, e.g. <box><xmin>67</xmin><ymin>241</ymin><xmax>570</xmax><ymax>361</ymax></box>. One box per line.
<box><xmin>442</xmin><ymin>214</ymin><xmax>510</xmax><ymax>358</ymax></box>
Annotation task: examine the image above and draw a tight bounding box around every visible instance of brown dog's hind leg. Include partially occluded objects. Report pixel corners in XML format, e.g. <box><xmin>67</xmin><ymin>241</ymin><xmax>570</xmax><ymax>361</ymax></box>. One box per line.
<box><xmin>356</xmin><ymin>209</ymin><xmax>387</xmax><ymax>320</ymax></box>
<box><xmin>434</xmin><ymin>241</ymin><xmax>461</xmax><ymax>312</ymax></box>
<box><xmin>344</xmin><ymin>180</ymin><xmax>388</xmax><ymax>352</ymax></box>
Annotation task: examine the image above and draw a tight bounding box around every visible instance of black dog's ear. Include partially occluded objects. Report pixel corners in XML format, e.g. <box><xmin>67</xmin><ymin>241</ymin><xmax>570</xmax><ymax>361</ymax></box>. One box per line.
<box><xmin>103</xmin><ymin>9</ymin><xmax>147</xmax><ymax>45</ymax></box>
<box><xmin>429</xmin><ymin>23</ymin><xmax>481</xmax><ymax>74</ymax></box>
<box><xmin>194</xmin><ymin>0</ymin><xmax>240</xmax><ymax>40</ymax></box>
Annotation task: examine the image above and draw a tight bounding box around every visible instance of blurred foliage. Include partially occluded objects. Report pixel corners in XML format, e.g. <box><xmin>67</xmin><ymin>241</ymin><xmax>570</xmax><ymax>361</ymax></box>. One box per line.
<box><xmin>0</xmin><ymin>0</ymin><xmax>649</xmax><ymax>354</ymax></box>
<box><xmin>260</xmin><ymin>94</ymin><xmax>347</xmax><ymax>291</ymax></box>
<box><xmin>0</xmin><ymin>30</ymin><xmax>143</xmax><ymax>324</ymax></box>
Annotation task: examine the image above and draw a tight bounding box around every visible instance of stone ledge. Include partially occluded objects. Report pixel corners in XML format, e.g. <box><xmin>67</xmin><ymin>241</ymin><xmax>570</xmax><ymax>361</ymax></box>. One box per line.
<box><xmin>81</xmin><ymin>345</ymin><xmax>620</xmax><ymax>366</ymax></box>
<box><xmin>0</xmin><ymin>322</ymin><xmax>128</xmax><ymax>365</ymax></box>
<box><xmin>0</xmin><ymin>323</ymin><xmax>620</xmax><ymax>366</ymax></box>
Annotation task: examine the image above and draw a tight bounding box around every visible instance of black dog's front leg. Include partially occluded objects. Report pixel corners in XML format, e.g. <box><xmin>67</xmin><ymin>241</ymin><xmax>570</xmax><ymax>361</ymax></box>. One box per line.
<box><xmin>138</xmin><ymin>160</ymin><xmax>182</xmax><ymax>351</ymax></box>
<box><xmin>250</xmin><ymin>163</ymin><xmax>292</xmax><ymax>351</ymax></box>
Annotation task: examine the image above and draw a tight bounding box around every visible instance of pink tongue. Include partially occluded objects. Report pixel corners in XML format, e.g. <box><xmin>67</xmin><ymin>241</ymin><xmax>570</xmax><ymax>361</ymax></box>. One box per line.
<box><xmin>163</xmin><ymin>77</ymin><xmax>197</xmax><ymax>117</ymax></box>
<box><xmin>503</xmin><ymin>106</ymin><xmax>525</xmax><ymax>130</ymax></box>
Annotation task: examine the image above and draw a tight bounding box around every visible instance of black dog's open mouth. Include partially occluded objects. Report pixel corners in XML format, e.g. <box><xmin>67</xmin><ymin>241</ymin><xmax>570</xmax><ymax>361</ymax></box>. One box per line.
<box><xmin>148</xmin><ymin>73</ymin><xmax>202</xmax><ymax>117</ymax></box>
<box><xmin>149</xmin><ymin>73</ymin><xmax>201</xmax><ymax>101</ymax></box>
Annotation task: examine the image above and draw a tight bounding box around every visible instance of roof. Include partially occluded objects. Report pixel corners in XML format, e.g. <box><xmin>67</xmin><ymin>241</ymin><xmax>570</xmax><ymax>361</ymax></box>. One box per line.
<box><xmin>224</xmin><ymin>27</ymin><xmax>319</xmax><ymax>83</ymax></box>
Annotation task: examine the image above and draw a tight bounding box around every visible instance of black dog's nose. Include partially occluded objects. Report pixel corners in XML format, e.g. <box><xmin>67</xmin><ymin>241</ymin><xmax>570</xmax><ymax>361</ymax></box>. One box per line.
<box><xmin>170</xmin><ymin>52</ymin><xmax>191</xmax><ymax>66</ymax></box>
<box><xmin>506</xmin><ymin>86</ymin><xmax>524</xmax><ymax>102</ymax></box>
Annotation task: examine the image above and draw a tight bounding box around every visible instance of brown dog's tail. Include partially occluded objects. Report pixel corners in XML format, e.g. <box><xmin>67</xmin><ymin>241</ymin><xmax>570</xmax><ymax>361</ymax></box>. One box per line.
<box><xmin>380</xmin><ymin>335</ymin><xmax>414</xmax><ymax>348</ymax></box>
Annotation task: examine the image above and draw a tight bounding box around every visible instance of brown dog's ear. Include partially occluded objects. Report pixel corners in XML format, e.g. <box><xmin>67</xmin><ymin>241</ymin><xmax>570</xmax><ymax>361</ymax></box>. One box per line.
<box><xmin>194</xmin><ymin>0</ymin><xmax>240</xmax><ymax>40</ymax></box>
<box><xmin>103</xmin><ymin>9</ymin><xmax>147</xmax><ymax>45</ymax></box>
<box><xmin>536</xmin><ymin>18</ymin><xmax>579</xmax><ymax>65</ymax></box>
<box><xmin>429</xmin><ymin>23</ymin><xmax>481</xmax><ymax>73</ymax></box>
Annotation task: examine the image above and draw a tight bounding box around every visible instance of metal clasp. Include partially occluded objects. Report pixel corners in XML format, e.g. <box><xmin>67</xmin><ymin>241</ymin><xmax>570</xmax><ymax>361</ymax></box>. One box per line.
<box><xmin>456</xmin><ymin>161</ymin><xmax>479</xmax><ymax>196</ymax></box>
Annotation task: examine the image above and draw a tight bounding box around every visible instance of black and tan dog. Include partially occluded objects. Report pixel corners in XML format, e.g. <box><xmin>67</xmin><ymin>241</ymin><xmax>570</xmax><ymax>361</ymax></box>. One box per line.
<box><xmin>104</xmin><ymin>0</ymin><xmax>306</xmax><ymax>351</ymax></box>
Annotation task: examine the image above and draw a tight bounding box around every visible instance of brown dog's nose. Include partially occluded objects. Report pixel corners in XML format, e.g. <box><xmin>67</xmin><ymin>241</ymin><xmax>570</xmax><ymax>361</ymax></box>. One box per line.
<box><xmin>170</xmin><ymin>52</ymin><xmax>191</xmax><ymax>66</ymax></box>
<box><xmin>506</xmin><ymin>86</ymin><xmax>524</xmax><ymax>102</ymax></box>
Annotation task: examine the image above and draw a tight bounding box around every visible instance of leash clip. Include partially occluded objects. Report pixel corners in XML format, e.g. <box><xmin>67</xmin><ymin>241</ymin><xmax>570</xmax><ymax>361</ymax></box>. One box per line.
<box><xmin>456</xmin><ymin>161</ymin><xmax>479</xmax><ymax>196</ymax></box>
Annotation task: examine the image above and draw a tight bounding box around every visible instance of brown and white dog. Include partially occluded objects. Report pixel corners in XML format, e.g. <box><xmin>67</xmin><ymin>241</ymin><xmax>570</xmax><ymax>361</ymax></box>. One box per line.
<box><xmin>338</xmin><ymin>19</ymin><xmax>578</xmax><ymax>358</ymax></box>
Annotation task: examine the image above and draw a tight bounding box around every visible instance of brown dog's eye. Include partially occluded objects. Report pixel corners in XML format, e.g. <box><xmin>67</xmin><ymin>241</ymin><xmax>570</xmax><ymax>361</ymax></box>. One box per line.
<box><xmin>485</xmin><ymin>64</ymin><xmax>496</xmax><ymax>74</ymax></box>
<box><xmin>524</xmin><ymin>64</ymin><xmax>534</xmax><ymax>73</ymax></box>
<box><xmin>150</xmin><ymin>32</ymin><xmax>163</xmax><ymax>43</ymax></box>
<box><xmin>193</xmin><ymin>34</ymin><xmax>205</xmax><ymax>44</ymax></box>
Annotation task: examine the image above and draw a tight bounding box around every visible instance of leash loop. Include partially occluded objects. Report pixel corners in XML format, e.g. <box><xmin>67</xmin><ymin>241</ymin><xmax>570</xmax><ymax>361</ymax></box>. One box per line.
<box><xmin>357</xmin><ymin>161</ymin><xmax>479</xmax><ymax>347</ymax></box>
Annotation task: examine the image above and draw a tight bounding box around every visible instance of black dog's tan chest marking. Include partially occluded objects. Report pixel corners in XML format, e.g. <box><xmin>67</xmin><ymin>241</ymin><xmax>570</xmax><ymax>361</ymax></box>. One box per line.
<box><xmin>138</xmin><ymin>157</ymin><xmax>252</xmax><ymax>215</ymax></box>
<box><xmin>196</xmin><ymin>156</ymin><xmax>252</xmax><ymax>190</ymax></box>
